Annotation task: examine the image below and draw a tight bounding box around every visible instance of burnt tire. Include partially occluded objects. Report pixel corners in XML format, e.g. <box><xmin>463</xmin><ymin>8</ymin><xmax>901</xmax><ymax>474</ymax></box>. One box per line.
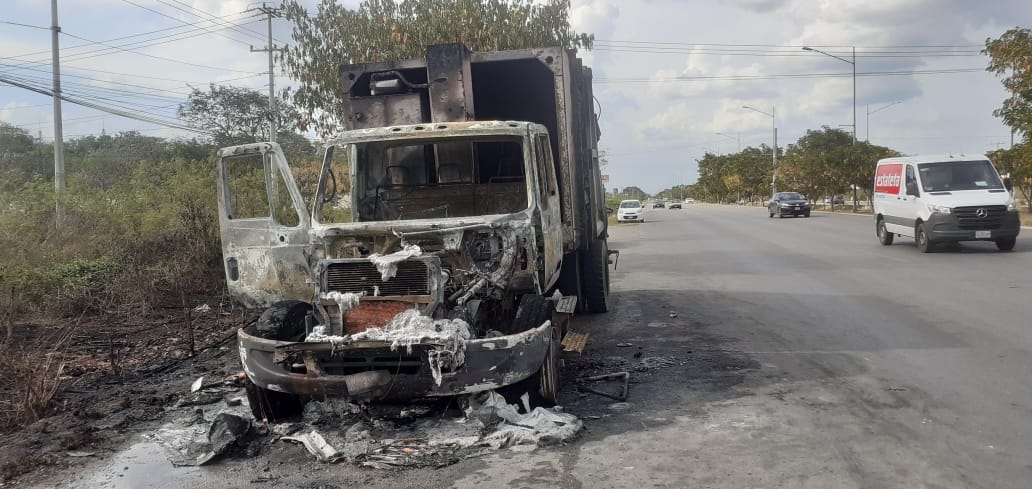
<box><xmin>502</xmin><ymin>294</ymin><xmax>559</xmax><ymax>409</ymax></box>
<box><xmin>996</xmin><ymin>237</ymin><xmax>1016</xmax><ymax>251</ymax></box>
<box><xmin>244</xmin><ymin>377</ymin><xmax>304</xmax><ymax>422</ymax></box>
<box><xmin>254</xmin><ymin>300</ymin><xmax>311</xmax><ymax>341</ymax></box>
<box><xmin>877</xmin><ymin>218</ymin><xmax>894</xmax><ymax>245</ymax></box>
<box><xmin>916</xmin><ymin>223</ymin><xmax>934</xmax><ymax>253</ymax></box>
<box><xmin>580</xmin><ymin>238</ymin><xmax>610</xmax><ymax>314</ymax></box>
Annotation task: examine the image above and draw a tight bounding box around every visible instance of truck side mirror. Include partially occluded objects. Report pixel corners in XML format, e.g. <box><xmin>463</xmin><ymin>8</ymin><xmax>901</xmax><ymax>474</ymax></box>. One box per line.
<box><xmin>1003</xmin><ymin>176</ymin><xmax>1013</xmax><ymax>192</ymax></box>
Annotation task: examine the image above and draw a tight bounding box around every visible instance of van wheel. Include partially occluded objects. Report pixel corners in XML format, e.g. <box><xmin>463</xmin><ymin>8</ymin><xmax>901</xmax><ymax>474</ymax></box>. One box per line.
<box><xmin>995</xmin><ymin>237</ymin><xmax>1016</xmax><ymax>251</ymax></box>
<box><xmin>768</xmin><ymin>209</ymin><xmax>774</xmax><ymax>218</ymax></box>
<box><xmin>877</xmin><ymin>218</ymin><xmax>894</xmax><ymax>245</ymax></box>
<box><xmin>916</xmin><ymin>223</ymin><xmax>934</xmax><ymax>253</ymax></box>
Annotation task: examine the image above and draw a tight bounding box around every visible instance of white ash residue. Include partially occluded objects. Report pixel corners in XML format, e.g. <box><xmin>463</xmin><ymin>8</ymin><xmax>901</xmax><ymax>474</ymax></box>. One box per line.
<box><xmin>321</xmin><ymin>291</ymin><xmax>364</xmax><ymax>313</ymax></box>
<box><xmin>350</xmin><ymin>309</ymin><xmax>470</xmax><ymax>352</ymax></box>
<box><xmin>350</xmin><ymin>309</ymin><xmax>471</xmax><ymax>385</ymax></box>
<box><xmin>367</xmin><ymin>244</ymin><xmax>422</xmax><ymax>281</ymax></box>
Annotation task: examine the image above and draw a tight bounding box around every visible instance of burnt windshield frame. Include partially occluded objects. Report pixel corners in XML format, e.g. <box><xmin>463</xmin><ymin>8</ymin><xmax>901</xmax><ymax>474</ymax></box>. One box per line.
<box><xmin>917</xmin><ymin>160</ymin><xmax>1003</xmax><ymax>192</ymax></box>
<box><xmin>347</xmin><ymin>135</ymin><xmax>532</xmax><ymax>222</ymax></box>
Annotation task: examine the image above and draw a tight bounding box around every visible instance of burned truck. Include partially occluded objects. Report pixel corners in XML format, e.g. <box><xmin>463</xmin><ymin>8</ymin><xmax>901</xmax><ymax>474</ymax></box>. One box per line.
<box><xmin>216</xmin><ymin>44</ymin><xmax>611</xmax><ymax>420</ymax></box>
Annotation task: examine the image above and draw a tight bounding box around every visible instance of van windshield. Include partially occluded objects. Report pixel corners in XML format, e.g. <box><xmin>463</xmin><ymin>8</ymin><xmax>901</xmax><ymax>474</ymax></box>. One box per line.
<box><xmin>917</xmin><ymin>160</ymin><xmax>1003</xmax><ymax>192</ymax></box>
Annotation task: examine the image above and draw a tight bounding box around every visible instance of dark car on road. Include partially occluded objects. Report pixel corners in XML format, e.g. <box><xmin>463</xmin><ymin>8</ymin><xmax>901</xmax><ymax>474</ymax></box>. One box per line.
<box><xmin>653</xmin><ymin>201</ymin><xmax>665</xmax><ymax>208</ymax></box>
<box><xmin>768</xmin><ymin>192</ymin><xmax>811</xmax><ymax>218</ymax></box>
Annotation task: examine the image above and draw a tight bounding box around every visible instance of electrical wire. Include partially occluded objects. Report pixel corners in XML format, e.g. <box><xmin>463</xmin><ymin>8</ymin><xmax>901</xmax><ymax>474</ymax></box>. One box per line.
<box><xmin>0</xmin><ymin>74</ymin><xmax>205</xmax><ymax>134</ymax></box>
<box><xmin>119</xmin><ymin>0</ymin><xmax>257</xmax><ymax>47</ymax></box>
<box><xmin>0</xmin><ymin>9</ymin><xmax>258</xmax><ymax>63</ymax></box>
<box><xmin>596</xmin><ymin>67</ymin><xmax>984</xmax><ymax>84</ymax></box>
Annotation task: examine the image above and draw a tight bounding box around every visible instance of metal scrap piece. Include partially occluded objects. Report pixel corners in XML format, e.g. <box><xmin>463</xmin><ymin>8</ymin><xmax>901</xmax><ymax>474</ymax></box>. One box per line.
<box><xmin>579</xmin><ymin>371</ymin><xmax>630</xmax><ymax>402</ymax></box>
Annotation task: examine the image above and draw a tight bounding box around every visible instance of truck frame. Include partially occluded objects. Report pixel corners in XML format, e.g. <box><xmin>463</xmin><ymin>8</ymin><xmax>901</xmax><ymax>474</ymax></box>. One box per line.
<box><xmin>216</xmin><ymin>44</ymin><xmax>611</xmax><ymax>420</ymax></box>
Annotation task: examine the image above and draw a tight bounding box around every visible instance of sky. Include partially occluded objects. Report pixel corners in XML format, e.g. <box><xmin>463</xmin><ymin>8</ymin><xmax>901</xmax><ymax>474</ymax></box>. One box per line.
<box><xmin>1</xmin><ymin>0</ymin><xmax>1028</xmax><ymax>194</ymax></box>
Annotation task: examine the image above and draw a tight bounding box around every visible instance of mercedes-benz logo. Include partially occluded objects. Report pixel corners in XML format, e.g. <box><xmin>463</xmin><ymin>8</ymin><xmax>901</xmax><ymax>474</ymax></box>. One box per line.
<box><xmin>975</xmin><ymin>208</ymin><xmax>988</xmax><ymax>219</ymax></box>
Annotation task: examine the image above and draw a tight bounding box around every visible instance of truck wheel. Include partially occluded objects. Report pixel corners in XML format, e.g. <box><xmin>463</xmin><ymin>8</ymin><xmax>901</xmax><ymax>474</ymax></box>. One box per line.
<box><xmin>916</xmin><ymin>223</ymin><xmax>934</xmax><ymax>253</ymax></box>
<box><xmin>245</xmin><ymin>377</ymin><xmax>304</xmax><ymax>422</ymax></box>
<box><xmin>877</xmin><ymin>218</ymin><xmax>894</xmax><ymax>245</ymax></box>
<box><xmin>254</xmin><ymin>300</ymin><xmax>312</xmax><ymax>342</ymax></box>
<box><xmin>995</xmin><ymin>237</ymin><xmax>1016</xmax><ymax>251</ymax></box>
<box><xmin>580</xmin><ymin>238</ymin><xmax>610</xmax><ymax>313</ymax></box>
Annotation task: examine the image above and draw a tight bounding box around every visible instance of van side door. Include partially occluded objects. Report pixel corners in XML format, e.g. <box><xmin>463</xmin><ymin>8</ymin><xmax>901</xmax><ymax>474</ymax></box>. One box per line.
<box><xmin>875</xmin><ymin>163</ymin><xmax>906</xmax><ymax>235</ymax></box>
<box><xmin>216</xmin><ymin>143</ymin><xmax>312</xmax><ymax>308</ymax></box>
<box><xmin>897</xmin><ymin>164</ymin><xmax>923</xmax><ymax>237</ymax></box>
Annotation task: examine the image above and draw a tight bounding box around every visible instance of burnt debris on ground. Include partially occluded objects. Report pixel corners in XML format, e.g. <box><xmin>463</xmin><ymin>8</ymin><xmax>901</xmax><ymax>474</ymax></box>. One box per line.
<box><xmin>149</xmin><ymin>382</ymin><xmax>583</xmax><ymax>469</ymax></box>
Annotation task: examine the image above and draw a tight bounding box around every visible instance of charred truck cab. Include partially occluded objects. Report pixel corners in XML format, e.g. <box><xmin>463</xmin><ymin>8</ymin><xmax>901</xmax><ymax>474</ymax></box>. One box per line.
<box><xmin>218</xmin><ymin>45</ymin><xmax>611</xmax><ymax>420</ymax></box>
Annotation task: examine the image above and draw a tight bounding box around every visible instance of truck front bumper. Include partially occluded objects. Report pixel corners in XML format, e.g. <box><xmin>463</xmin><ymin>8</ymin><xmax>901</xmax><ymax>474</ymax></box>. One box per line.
<box><xmin>926</xmin><ymin>210</ymin><xmax>1021</xmax><ymax>241</ymax></box>
<box><xmin>238</xmin><ymin>320</ymin><xmax>551</xmax><ymax>401</ymax></box>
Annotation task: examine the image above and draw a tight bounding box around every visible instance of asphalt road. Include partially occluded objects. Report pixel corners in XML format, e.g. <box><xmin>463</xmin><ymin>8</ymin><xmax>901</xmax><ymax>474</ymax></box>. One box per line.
<box><xmin>454</xmin><ymin>204</ymin><xmax>1032</xmax><ymax>488</ymax></box>
<box><xmin>44</xmin><ymin>204</ymin><xmax>1032</xmax><ymax>489</ymax></box>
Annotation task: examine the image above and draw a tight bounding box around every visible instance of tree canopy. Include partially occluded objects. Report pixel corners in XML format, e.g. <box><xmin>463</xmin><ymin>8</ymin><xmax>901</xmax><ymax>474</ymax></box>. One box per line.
<box><xmin>280</xmin><ymin>0</ymin><xmax>593</xmax><ymax>136</ymax></box>
<box><xmin>984</xmin><ymin>27</ymin><xmax>1032</xmax><ymax>141</ymax></box>
<box><xmin>177</xmin><ymin>84</ymin><xmax>312</xmax><ymax>155</ymax></box>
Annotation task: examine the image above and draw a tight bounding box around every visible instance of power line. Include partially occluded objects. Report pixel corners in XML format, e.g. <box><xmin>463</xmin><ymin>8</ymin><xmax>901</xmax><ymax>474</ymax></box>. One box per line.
<box><xmin>0</xmin><ymin>73</ymin><xmax>209</xmax><ymax>135</ymax></box>
<box><xmin>0</xmin><ymin>20</ymin><xmax>50</xmax><ymax>30</ymax></box>
<box><xmin>595</xmin><ymin>67</ymin><xmax>984</xmax><ymax>84</ymax></box>
<box><xmin>165</xmin><ymin>0</ymin><xmax>287</xmax><ymax>46</ymax></box>
<box><xmin>119</xmin><ymin>0</ymin><xmax>257</xmax><ymax>47</ymax></box>
<box><xmin>594</xmin><ymin>39</ymin><xmax>984</xmax><ymax>49</ymax></box>
<box><xmin>57</xmin><ymin>31</ymin><xmax>264</xmax><ymax>74</ymax></box>
<box><xmin>0</xmin><ymin>9</ymin><xmax>258</xmax><ymax>63</ymax></box>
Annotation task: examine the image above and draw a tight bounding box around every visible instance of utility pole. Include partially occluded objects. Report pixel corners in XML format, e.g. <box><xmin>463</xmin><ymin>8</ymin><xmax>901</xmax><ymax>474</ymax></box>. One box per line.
<box><xmin>51</xmin><ymin>0</ymin><xmax>65</xmax><ymax>227</ymax></box>
<box><xmin>251</xmin><ymin>4</ymin><xmax>284</xmax><ymax>142</ymax></box>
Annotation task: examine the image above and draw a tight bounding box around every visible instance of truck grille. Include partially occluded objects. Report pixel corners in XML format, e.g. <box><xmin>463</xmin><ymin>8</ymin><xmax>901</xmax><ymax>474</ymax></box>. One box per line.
<box><xmin>953</xmin><ymin>205</ymin><xmax>1006</xmax><ymax>229</ymax></box>
<box><xmin>324</xmin><ymin>260</ymin><xmax>430</xmax><ymax>296</ymax></box>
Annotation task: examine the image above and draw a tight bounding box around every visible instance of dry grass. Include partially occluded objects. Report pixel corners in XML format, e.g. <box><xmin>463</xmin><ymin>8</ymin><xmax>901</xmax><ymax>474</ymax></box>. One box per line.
<box><xmin>0</xmin><ymin>325</ymin><xmax>74</xmax><ymax>430</ymax></box>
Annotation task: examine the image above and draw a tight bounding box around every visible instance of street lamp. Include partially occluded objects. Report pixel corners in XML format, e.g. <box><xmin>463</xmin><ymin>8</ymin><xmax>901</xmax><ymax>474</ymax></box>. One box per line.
<box><xmin>803</xmin><ymin>46</ymin><xmax>855</xmax><ymax>145</ymax></box>
<box><xmin>716</xmin><ymin>132</ymin><xmax>741</xmax><ymax>152</ymax></box>
<box><xmin>742</xmin><ymin>105</ymin><xmax>777</xmax><ymax>196</ymax></box>
<box><xmin>866</xmin><ymin>101</ymin><xmax>902</xmax><ymax>142</ymax></box>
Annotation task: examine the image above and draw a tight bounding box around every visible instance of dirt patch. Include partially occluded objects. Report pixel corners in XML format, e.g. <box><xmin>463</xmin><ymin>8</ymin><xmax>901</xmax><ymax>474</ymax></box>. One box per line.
<box><xmin>0</xmin><ymin>297</ymin><xmax>258</xmax><ymax>485</ymax></box>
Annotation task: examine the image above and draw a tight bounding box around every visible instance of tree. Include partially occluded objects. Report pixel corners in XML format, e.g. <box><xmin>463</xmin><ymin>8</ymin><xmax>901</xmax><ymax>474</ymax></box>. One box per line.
<box><xmin>280</xmin><ymin>0</ymin><xmax>593</xmax><ymax>136</ymax></box>
<box><xmin>989</xmin><ymin>144</ymin><xmax>1032</xmax><ymax>211</ymax></box>
<box><xmin>177</xmin><ymin>85</ymin><xmax>311</xmax><ymax>155</ymax></box>
<box><xmin>984</xmin><ymin>28</ymin><xmax>1032</xmax><ymax>141</ymax></box>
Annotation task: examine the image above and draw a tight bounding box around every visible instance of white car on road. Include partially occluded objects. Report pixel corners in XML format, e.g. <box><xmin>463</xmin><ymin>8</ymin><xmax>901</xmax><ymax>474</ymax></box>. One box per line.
<box><xmin>616</xmin><ymin>199</ymin><xmax>645</xmax><ymax>223</ymax></box>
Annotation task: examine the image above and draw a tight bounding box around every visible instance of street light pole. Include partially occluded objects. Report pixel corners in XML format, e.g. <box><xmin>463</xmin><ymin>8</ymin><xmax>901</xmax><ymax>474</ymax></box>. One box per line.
<box><xmin>742</xmin><ymin>105</ymin><xmax>776</xmax><ymax>196</ymax></box>
<box><xmin>866</xmin><ymin>100</ymin><xmax>902</xmax><ymax>142</ymax></box>
<box><xmin>803</xmin><ymin>46</ymin><xmax>855</xmax><ymax>145</ymax></box>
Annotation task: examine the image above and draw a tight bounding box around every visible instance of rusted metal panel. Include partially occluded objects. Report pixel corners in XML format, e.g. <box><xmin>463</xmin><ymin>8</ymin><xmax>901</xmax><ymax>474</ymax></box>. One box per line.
<box><xmin>349</xmin><ymin>92</ymin><xmax>426</xmax><ymax>129</ymax></box>
<box><xmin>344</xmin><ymin>301</ymin><xmax>411</xmax><ymax>334</ymax></box>
<box><xmin>426</xmin><ymin>43</ymin><xmax>474</xmax><ymax>123</ymax></box>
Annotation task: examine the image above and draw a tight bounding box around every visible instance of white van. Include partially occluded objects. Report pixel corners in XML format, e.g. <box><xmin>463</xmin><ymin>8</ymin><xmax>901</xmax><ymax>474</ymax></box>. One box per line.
<box><xmin>873</xmin><ymin>154</ymin><xmax>1020</xmax><ymax>252</ymax></box>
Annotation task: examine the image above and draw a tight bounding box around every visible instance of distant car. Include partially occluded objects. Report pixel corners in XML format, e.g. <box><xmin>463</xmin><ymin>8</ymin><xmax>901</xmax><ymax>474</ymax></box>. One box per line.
<box><xmin>617</xmin><ymin>199</ymin><xmax>645</xmax><ymax>223</ymax></box>
<box><xmin>685</xmin><ymin>198</ymin><xmax>695</xmax><ymax>204</ymax></box>
<box><xmin>653</xmin><ymin>201</ymin><xmax>665</xmax><ymax>208</ymax></box>
<box><xmin>669</xmin><ymin>202</ymin><xmax>682</xmax><ymax>209</ymax></box>
<box><xmin>768</xmin><ymin>192</ymin><xmax>811</xmax><ymax>218</ymax></box>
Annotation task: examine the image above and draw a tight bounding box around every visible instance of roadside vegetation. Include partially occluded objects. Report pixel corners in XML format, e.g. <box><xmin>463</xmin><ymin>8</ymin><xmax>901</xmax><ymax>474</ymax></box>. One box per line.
<box><xmin>0</xmin><ymin>0</ymin><xmax>590</xmax><ymax>440</ymax></box>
